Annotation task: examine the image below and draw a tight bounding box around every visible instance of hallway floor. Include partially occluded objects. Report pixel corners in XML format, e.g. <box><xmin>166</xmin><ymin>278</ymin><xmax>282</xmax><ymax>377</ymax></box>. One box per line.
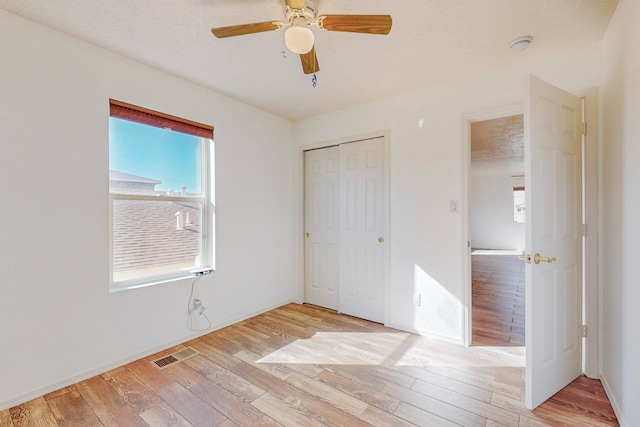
<box><xmin>472</xmin><ymin>251</ymin><xmax>525</xmax><ymax>346</ymax></box>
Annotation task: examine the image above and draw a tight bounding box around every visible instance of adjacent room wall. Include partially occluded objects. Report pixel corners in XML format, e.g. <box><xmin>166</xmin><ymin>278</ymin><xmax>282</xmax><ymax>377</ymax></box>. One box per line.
<box><xmin>294</xmin><ymin>41</ymin><xmax>603</xmax><ymax>342</ymax></box>
<box><xmin>601</xmin><ymin>0</ymin><xmax>640</xmax><ymax>424</ymax></box>
<box><xmin>470</xmin><ymin>175</ymin><xmax>525</xmax><ymax>251</ymax></box>
<box><xmin>0</xmin><ymin>10</ymin><xmax>294</xmax><ymax>408</ymax></box>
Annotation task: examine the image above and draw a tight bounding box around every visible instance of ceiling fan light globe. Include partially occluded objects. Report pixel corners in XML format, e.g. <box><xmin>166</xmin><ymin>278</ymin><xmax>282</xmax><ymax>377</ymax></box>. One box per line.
<box><xmin>284</xmin><ymin>26</ymin><xmax>315</xmax><ymax>54</ymax></box>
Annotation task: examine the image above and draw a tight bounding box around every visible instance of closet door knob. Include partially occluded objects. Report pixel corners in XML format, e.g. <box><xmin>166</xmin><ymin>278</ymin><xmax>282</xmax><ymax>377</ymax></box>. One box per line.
<box><xmin>378</xmin><ymin>237</ymin><xmax>384</xmax><ymax>243</ymax></box>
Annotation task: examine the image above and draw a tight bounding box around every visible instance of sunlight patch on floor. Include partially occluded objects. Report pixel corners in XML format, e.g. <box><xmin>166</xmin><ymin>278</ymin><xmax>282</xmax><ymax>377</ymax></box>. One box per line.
<box><xmin>255</xmin><ymin>332</ymin><xmax>525</xmax><ymax>368</ymax></box>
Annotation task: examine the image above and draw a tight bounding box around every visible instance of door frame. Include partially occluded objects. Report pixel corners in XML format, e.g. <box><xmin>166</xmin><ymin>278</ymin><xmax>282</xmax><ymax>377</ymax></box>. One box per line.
<box><xmin>461</xmin><ymin>104</ymin><xmax>523</xmax><ymax>347</ymax></box>
<box><xmin>294</xmin><ymin>130</ymin><xmax>391</xmax><ymax>325</ymax></box>
<box><xmin>461</xmin><ymin>93</ymin><xmax>599</xmax><ymax>378</ymax></box>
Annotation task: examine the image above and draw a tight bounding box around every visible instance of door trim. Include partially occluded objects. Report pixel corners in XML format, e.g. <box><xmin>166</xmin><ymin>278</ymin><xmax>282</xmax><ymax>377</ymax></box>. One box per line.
<box><xmin>461</xmin><ymin>104</ymin><xmax>523</xmax><ymax>347</ymax></box>
<box><xmin>576</xmin><ymin>88</ymin><xmax>600</xmax><ymax>379</ymax></box>
<box><xmin>294</xmin><ymin>130</ymin><xmax>391</xmax><ymax>325</ymax></box>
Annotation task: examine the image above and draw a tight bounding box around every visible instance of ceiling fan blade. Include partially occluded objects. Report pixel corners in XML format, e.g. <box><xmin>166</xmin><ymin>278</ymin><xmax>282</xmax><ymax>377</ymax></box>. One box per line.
<box><xmin>285</xmin><ymin>0</ymin><xmax>305</xmax><ymax>9</ymax></box>
<box><xmin>300</xmin><ymin>46</ymin><xmax>319</xmax><ymax>74</ymax></box>
<box><xmin>211</xmin><ymin>21</ymin><xmax>280</xmax><ymax>38</ymax></box>
<box><xmin>320</xmin><ymin>15</ymin><xmax>392</xmax><ymax>35</ymax></box>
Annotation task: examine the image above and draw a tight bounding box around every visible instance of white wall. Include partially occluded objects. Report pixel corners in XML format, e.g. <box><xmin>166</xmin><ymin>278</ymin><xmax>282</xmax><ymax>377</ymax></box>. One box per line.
<box><xmin>294</xmin><ymin>42</ymin><xmax>603</xmax><ymax>342</ymax></box>
<box><xmin>0</xmin><ymin>10</ymin><xmax>294</xmax><ymax>408</ymax></box>
<box><xmin>601</xmin><ymin>0</ymin><xmax>640</xmax><ymax>424</ymax></box>
<box><xmin>470</xmin><ymin>175</ymin><xmax>525</xmax><ymax>250</ymax></box>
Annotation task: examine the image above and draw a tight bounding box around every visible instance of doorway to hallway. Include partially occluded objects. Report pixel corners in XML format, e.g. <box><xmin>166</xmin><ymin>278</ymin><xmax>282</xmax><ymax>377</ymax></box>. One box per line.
<box><xmin>468</xmin><ymin>112</ymin><xmax>526</xmax><ymax>347</ymax></box>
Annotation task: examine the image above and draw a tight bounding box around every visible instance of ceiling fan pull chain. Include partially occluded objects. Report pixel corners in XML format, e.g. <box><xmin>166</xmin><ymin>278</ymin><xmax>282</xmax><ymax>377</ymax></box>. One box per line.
<box><xmin>312</xmin><ymin>73</ymin><xmax>318</xmax><ymax>88</ymax></box>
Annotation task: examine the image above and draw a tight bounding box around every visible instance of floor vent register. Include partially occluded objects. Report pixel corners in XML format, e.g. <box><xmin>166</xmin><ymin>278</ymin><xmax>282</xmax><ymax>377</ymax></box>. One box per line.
<box><xmin>151</xmin><ymin>346</ymin><xmax>199</xmax><ymax>369</ymax></box>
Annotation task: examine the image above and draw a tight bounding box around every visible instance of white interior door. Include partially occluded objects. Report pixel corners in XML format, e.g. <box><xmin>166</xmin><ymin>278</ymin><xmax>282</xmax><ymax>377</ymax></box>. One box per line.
<box><xmin>525</xmin><ymin>75</ymin><xmax>583</xmax><ymax>409</ymax></box>
<box><xmin>304</xmin><ymin>147</ymin><xmax>339</xmax><ymax>310</ymax></box>
<box><xmin>339</xmin><ymin>137</ymin><xmax>386</xmax><ymax>323</ymax></box>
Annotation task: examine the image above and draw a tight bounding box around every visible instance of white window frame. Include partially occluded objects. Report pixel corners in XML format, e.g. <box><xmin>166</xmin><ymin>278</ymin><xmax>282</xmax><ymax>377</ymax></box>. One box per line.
<box><xmin>109</xmin><ymin>116</ymin><xmax>214</xmax><ymax>292</ymax></box>
<box><xmin>513</xmin><ymin>186</ymin><xmax>525</xmax><ymax>224</ymax></box>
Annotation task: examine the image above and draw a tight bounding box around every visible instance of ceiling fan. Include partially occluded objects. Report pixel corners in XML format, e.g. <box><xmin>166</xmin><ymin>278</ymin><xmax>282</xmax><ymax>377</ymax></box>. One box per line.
<box><xmin>211</xmin><ymin>0</ymin><xmax>392</xmax><ymax>75</ymax></box>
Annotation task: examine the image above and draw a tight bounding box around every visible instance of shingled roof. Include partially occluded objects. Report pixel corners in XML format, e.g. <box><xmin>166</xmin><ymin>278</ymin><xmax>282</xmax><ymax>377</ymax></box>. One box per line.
<box><xmin>109</xmin><ymin>169</ymin><xmax>162</xmax><ymax>191</ymax></box>
<box><xmin>110</xmin><ymin>170</ymin><xmax>202</xmax><ymax>282</ymax></box>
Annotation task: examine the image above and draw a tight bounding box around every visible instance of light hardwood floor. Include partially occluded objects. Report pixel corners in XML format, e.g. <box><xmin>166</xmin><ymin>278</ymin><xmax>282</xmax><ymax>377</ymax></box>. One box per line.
<box><xmin>3</xmin><ymin>303</ymin><xmax>618</xmax><ymax>426</ymax></box>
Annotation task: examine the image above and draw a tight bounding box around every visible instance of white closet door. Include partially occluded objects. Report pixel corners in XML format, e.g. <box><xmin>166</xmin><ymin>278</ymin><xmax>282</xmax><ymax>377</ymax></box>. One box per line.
<box><xmin>304</xmin><ymin>147</ymin><xmax>340</xmax><ymax>310</ymax></box>
<box><xmin>339</xmin><ymin>137</ymin><xmax>386</xmax><ymax>323</ymax></box>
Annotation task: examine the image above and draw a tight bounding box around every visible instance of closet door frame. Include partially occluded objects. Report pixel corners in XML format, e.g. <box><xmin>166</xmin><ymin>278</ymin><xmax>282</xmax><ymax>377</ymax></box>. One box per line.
<box><xmin>294</xmin><ymin>130</ymin><xmax>390</xmax><ymax>325</ymax></box>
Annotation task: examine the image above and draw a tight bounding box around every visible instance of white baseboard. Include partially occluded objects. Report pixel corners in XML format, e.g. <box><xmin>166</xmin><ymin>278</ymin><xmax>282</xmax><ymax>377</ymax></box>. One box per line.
<box><xmin>383</xmin><ymin>323</ymin><xmax>421</xmax><ymax>342</ymax></box>
<box><xmin>383</xmin><ymin>321</ymin><xmax>465</xmax><ymax>346</ymax></box>
<box><xmin>0</xmin><ymin>299</ymin><xmax>295</xmax><ymax>412</ymax></box>
<box><xmin>600</xmin><ymin>373</ymin><xmax>627</xmax><ymax>427</ymax></box>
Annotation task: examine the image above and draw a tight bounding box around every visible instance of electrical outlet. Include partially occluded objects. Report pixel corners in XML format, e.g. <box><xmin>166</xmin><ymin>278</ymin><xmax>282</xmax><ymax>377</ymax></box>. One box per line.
<box><xmin>414</xmin><ymin>294</ymin><xmax>422</xmax><ymax>307</ymax></box>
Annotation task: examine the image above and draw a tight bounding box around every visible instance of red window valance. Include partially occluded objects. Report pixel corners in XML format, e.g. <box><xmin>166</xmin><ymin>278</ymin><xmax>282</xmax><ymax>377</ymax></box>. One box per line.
<box><xmin>109</xmin><ymin>99</ymin><xmax>214</xmax><ymax>139</ymax></box>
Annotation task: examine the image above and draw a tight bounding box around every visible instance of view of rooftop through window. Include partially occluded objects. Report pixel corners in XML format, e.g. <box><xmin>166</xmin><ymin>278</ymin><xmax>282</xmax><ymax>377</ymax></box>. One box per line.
<box><xmin>109</xmin><ymin>115</ymin><xmax>212</xmax><ymax>288</ymax></box>
<box><xmin>513</xmin><ymin>187</ymin><xmax>525</xmax><ymax>224</ymax></box>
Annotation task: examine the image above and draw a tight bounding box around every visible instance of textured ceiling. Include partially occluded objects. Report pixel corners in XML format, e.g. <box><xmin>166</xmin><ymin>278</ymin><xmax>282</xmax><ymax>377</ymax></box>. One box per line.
<box><xmin>0</xmin><ymin>0</ymin><xmax>618</xmax><ymax>121</ymax></box>
<box><xmin>471</xmin><ymin>115</ymin><xmax>524</xmax><ymax>177</ymax></box>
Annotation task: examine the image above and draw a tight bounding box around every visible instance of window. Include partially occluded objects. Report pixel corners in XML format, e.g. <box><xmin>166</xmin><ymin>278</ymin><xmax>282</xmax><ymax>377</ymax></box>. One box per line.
<box><xmin>109</xmin><ymin>100</ymin><xmax>214</xmax><ymax>290</ymax></box>
<box><xmin>513</xmin><ymin>186</ymin><xmax>525</xmax><ymax>223</ymax></box>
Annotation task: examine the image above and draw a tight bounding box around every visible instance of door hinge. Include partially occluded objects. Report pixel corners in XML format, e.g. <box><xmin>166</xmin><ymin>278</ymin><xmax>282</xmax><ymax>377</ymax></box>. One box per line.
<box><xmin>582</xmin><ymin>224</ymin><xmax>588</xmax><ymax>237</ymax></box>
<box><xmin>582</xmin><ymin>121</ymin><xmax>587</xmax><ymax>136</ymax></box>
<box><xmin>582</xmin><ymin>325</ymin><xmax>588</xmax><ymax>338</ymax></box>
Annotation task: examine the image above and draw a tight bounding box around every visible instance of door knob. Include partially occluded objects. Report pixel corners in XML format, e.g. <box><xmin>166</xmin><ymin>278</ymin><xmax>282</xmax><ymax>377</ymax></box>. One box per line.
<box><xmin>378</xmin><ymin>237</ymin><xmax>384</xmax><ymax>243</ymax></box>
<box><xmin>306</xmin><ymin>233</ymin><xmax>310</xmax><ymax>238</ymax></box>
<box><xmin>534</xmin><ymin>253</ymin><xmax>556</xmax><ymax>264</ymax></box>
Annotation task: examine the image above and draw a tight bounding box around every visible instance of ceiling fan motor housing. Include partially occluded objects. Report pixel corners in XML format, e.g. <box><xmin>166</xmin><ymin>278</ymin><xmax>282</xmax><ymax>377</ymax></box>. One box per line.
<box><xmin>285</xmin><ymin>0</ymin><xmax>318</xmax><ymax>24</ymax></box>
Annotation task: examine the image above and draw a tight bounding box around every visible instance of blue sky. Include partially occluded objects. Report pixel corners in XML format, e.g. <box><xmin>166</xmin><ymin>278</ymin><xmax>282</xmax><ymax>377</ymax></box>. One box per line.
<box><xmin>109</xmin><ymin>117</ymin><xmax>202</xmax><ymax>193</ymax></box>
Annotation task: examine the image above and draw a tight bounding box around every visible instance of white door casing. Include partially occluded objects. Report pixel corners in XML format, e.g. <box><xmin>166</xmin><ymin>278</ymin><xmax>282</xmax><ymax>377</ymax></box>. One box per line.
<box><xmin>304</xmin><ymin>146</ymin><xmax>340</xmax><ymax>310</ymax></box>
<box><xmin>525</xmin><ymin>75</ymin><xmax>583</xmax><ymax>409</ymax></box>
<box><xmin>338</xmin><ymin>137</ymin><xmax>386</xmax><ymax>323</ymax></box>
<box><xmin>462</xmin><ymin>104</ymin><xmax>524</xmax><ymax>347</ymax></box>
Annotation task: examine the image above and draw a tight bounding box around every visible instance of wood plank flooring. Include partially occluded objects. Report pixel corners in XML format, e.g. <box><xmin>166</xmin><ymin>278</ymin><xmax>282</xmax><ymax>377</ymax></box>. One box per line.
<box><xmin>472</xmin><ymin>252</ymin><xmax>526</xmax><ymax>346</ymax></box>
<box><xmin>5</xmin><ymin>303</ymin><xmax>618</xmax><ymax>426</ymax></box>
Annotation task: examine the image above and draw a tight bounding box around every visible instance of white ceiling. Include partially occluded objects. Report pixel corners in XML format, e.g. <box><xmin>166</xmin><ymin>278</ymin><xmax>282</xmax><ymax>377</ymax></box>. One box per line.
<box><xmin>0</xmin><ymin>0</ymin><xmax>618</xmax><ymax>121</ymax></box>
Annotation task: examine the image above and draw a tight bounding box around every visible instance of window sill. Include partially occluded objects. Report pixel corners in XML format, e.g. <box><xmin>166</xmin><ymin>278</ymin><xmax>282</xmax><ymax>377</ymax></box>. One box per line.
<box><xmin>109</xmin><ymin>269</ymin><xmax>214</xmax><ymax>293</ymax></box>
